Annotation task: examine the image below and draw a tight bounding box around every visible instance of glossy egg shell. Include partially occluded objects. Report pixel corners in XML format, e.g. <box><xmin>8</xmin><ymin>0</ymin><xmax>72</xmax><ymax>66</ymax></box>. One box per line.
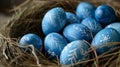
<box><xmin>19</xmin><ymin>33</ymin><xmax>42</xmax><ymax>50</ymax></box>
<box><xmin>76</xmin><ymin>2</ymin><xmax>96</xmax><ymax>19</ymax></box>
<box><xmin>42</xmin><ymin>7</ymin><xmax>67</xmax><ymax>35</ymax></box>
<box><xmin>44</xmin><ymin>32</ymin><xmax>68</xmax><ymax>58</ymax></box>
<box><xmin>60</xmin><ymin>40</ymin><xmax>90</xmax><ymax>66</ymax></box>
<box><xmin>106</xmin><ymin>22</ymin><xmax>120</xmax><ymax>34</ymax></box>
<box><xmin>81</xmin><ymin>18</ymin><xmax>103</xmax><ymax>36</ymax></box>
<box><xmin>66</xmin><ymin>12</ymin><xmax>80</xmax><ymax>24</ymax></box>
<box><xmin>63</xmin><ymin>23</ymin><xmax>92</xmax><ymax>42</ymax></box>
<box><xmin>95</xmin><ymin>5</ymin><xmax>116</xmax><ymax>25</ymax></box>
<box><xmin>91</xmin><ymin>28</ymin><xmax>120</xmax><ymax>55</ymax></box>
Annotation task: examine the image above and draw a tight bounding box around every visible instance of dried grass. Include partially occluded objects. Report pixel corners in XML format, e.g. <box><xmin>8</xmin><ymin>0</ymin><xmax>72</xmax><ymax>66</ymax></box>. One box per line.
<box><xmin>0</xmin><ymin>0</ymin><xmax>120</xmax><ymax>67</ymax></box>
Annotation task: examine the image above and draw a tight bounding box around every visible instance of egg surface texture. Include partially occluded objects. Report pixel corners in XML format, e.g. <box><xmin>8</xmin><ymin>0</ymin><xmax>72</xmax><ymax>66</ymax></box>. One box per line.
<box><xmin>76</xmin><ymin>2</ymin><xmax>95</xmax><ymax>19</ymax></box>
<box><xmin>95</xmin><ymin>5</ymin><xmax>116</xmax><ymax>25</ymax></box>
<box><xmin>44</xmin><ymin>32</ymin><xmax>68</xmax><ymax>58</ymax></box>
<box><xmin>60</xmin><ymin>40</ymin><xmax>90</xmax><ymax>67</ymax></box>
<box><xmin>106</xmin><ymin>22</ymin><xmax>120</xmax><ymax>34</ymax></box>
<box><xmin>19</xmin><ymin>33</ymin><xmax>42</xmax><ymax>50</ymax></box>
<box><xmin>42</xmin><ymin>7</ymin><xmax>67</xmax><ymax>35</ymax></box>
<box><xmin>81</xmin><ymin>18</ymin><xmax>102</xmax><ymax>35</ymax></box>
<box><xmin>91</xmin><ymin>28</ymin><xmax>120</xmax><ymax>55</ymax></box>
<box><xmin>63</xmin><ymin>23</ymin><xmax>92</xmax><ymax>42</ymax></box>
<box><xmin>66</xmin><ymin>12</ymin><xmax>80</xmax><ymax>24</ymax></box>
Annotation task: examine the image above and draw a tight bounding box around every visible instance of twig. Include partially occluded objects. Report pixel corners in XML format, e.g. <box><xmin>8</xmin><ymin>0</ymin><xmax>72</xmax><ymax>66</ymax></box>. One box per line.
<box><xmin>116</xmin><ymin>50</ymin><xmax>120</xmax><ymax>67</ymax></box>
<box><xmin>29</xmin><ymin>45</ymin><xmax>41</xmax><ymax>67</ymax></box>
<box><xmin>84</xmin><ymin>40</ymin><xmax>99</xmax><ymax>67</ymax></box>
<box><xmin>9</xmin><ymin>0</ymin><xmax>31</xmax><ymax>12</ymax></box>
<box><xmin>0</xmin><ymin>34</ymin><xmax>9</xmax><ymax>60</ymax></box>
<box><xmin>3</xmin><ymin>47</ymin><xmax>8</xmax><ymax>60</ymax></box>
<box><xmin>103</xmin><ymin>55</ymin><xmax>115</xmax><ymax>67</ymax></box>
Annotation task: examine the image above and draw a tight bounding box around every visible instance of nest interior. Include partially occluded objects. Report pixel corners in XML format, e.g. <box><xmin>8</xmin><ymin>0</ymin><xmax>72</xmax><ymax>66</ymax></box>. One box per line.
<box><xmin>0</xmin><ymin>0</ymin><xmax>120</xmax><ymax>67</ymax></box>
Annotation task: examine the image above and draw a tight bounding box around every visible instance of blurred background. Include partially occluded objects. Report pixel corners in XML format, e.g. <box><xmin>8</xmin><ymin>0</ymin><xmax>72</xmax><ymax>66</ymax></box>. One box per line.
<box><xmin>0</xmin><ymin>0</ymin><xmax>27</xmax><ymax>28</ymax></box>
<box><xmin>0</xmin><ymin>0</ymin><xmax>50</xmax><ymax>28</ymax></box>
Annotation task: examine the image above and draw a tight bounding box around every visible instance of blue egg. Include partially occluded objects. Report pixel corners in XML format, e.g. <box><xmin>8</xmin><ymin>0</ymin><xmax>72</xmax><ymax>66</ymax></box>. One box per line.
<box><xmin>106</xmin><ymin>22</ymin><xmax>120</xmax><ymax>34</ymax></box>
<box><xmin>76</xmin><ymin>2</ymin><xmax>96</xmax><ymax>19</ymax></box>
<box><xmin>42</xmin><ymin>7</ymin><xmax>67</xmax><ymax>35</ymax></box>
<box><xmin>63</xmin><ymin>23</ymin><xmax>92</xmax><ymax>42</ymax></box>
<box><xmin>60</xmin><ymin>40</ymin><xmax>90</xmax><ymax>66</ymax></box>
<box><xmin>95</xmin><ymin>5</ymin><xmax>116</xmax><ymax>25</ymax></box>
<box><xmin>81</xmin><ymin>18</ymin><xmax>103</xmax><ymax>35</ymax></box>
<box><xmin>19</xmin><ymin>34</ymin><xmax>42</xmax><ymax>50</ymax></box>
<box><xmin>91</xmin><ymin>28</ymin><xmax>120</xmax><ymax>55</ymax></box>
<box><xmin>44</xmin><ymin>32</ymin><xmax>68</xmax><ymax>58</ymax></box>
<box><xmin>66</xmin><ymin>12</ymin><xmax>81</xmax><ymax>24</ymax></box>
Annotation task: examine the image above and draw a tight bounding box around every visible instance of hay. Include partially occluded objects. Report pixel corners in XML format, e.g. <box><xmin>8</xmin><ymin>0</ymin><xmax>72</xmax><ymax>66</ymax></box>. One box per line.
<box><xmin>0</xmin><ymin>0</ymin><xmax>120</xmax><ymax>67</ymax></box>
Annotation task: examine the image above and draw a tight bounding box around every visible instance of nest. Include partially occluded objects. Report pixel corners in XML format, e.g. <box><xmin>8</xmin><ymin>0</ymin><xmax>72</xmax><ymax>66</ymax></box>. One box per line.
<box><xmin>0</xmin><ymin>0</ymin><xmax>120</xmax><ymax>67</ymax></box>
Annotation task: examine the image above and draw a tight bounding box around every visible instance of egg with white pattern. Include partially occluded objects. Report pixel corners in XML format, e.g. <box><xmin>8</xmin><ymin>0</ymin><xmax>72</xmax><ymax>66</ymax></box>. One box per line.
<box><xmin>81</xmin><ymin>18</ymin><xmax>103</xmax><ymax>36</ymax></box>
<box><xmin>91</xmin><ymin>28</ymin><xmax>120</xmax><ymax>55</ymax></box>
<box><xmin>44</xmin><ymin>32</ymin><xmax>68</xmax><ymax>58</ymax></box>
<box><xmin>19</xmin><ymin>33</ymin><xmax>42</xmax><ymax>50</ymax></box>
<box><xmin>76</xmin><ymin>2</ymin><xmax>96</xmax><ymax>19</ymax></box>
<box><xmin>42</xmin><ymin>7</ymin><xmax>67</xmax><ymax>35</ymax></box>
<box><xmin>105</xmin><ymin>22</ymin><xmax>120</xmax><ymax>34</ymax></box>
<box><xmin>66</xmin><ymin>12</ymin><xmax>80</xmax><ymax>24</ymax></box>
<box><xmin>95</xmin><ymin>5</ymin><xmax>116</xmax><ymax>25</ymax></box>
<box><xmin>60</xmin><ymin>40</ymin><xmax>90</xmax><ymax>67</ymax></box>
<box><xmin>63</xmin><ymin>23</ymin><xmax>93</xmax><ymax>42</ymax></box>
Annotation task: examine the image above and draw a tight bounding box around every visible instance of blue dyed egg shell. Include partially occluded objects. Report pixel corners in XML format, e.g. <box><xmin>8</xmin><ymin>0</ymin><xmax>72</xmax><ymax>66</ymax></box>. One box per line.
<box><xmin>19</xmin><ymin>34</ymin><xmax>42</xmax><ymax>50</ymax></box>
<box><xmin>106</xmin><ymin>22</ymin><xmax>120</xmax><ymax>34</ymax></box>
<box><xmin>42</xmin><ymin>7</ymin><xmax>67</xmax><ymax>35</ymax></box>
<box><xmin>60</xmin><ymin>40</ymin><xmax>90</xmax><ymax>66</ymax></box>
<box><xmin>63</xmin><ymin>23</ymin><xmax>92</xmax><ymax>42</ymax></box>
<box><xmin>95</xmin><ymin>5</ymin><xmax>116</xmax><ymax>25</ymax></box>
<box><xmin>44</xmin><ymin>32</ymin><xmax>68</xmax><ymax>58</ymax></box>
<box><xmin>81</xmin><ymin>18</ymin><xmax>103</xmax><ymax>35</ymax></box>
<box><xmin>66</xmin><ymin>12</ymin><xmax>80</xmax><ymax>24</ymax></box>
<box><xmin>76</xmin><ymin>2</ymin><xmax>95</xmax><ymax>19</ymax></box>
<box><xmin>91</xmin><ymin>28</ymin><xmax>120</xmax><ymax>55</ymax></box>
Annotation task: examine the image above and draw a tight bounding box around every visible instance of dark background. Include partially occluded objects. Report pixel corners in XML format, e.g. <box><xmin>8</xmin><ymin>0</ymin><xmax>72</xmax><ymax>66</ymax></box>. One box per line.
<box><xmin>0</xmin><ymin>0</ymin><xmax>25</xmax><ymax>28</ymax></box>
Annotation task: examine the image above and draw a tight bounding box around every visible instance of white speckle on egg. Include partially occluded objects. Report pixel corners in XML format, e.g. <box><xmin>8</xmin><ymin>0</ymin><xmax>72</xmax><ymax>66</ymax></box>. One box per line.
<box><xmin>91</xmin><ymin>28</ymin><xmax>120</xmax><ymax>55</ymax></box>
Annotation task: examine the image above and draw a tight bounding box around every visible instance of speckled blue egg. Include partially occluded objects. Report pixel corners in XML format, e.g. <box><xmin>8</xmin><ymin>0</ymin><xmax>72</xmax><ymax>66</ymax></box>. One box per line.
<box><xmin>60</xmin><ymin>40</ymin><xmax>90</xmax><ymax>67</ymax></box>
<box><xmin>95</xmin><ymin>5</ymin><xmax>116</xmax><ymax>25</ymax></box>
<box><xmin>76</xmin><ymin>2</ymin><xmax>96</xmax><ymax>19</ymax></box>
<box><xmin>106</xmin><ymin>22</ymin><xmax>120</xmax><ymax>34</ymax></box>
<box><xmin>19</xmin><ymin>34</ymin><xmax>42</xmax><ymax>50</ymax></box>
<box><xmin>66</xmin><ymin>12</ymin><xmax>80</xmax><ymax>24</ymax></box>
<box><xmin>44</xmin><ymin>32</ymin><xmax>68</xmax><ymax>58</ymax></box>
<box><xmin>63</xmin><ymin>23</ymin><xmax>92</xmax><ymax>42</ymax></box>
<box><xmin>42</xmin><ymin>7</ymin><xmax>67</xmax><ymax>35</ymax></box>
<box><xmin>81</xmin><ymin>18</ymin><xmax>103</xmax><ymax>36</ymax></box>
<box><xmin>91</xmin><ymin>28</ymin><xmax>120</xmax><ymax>55</ymax></box>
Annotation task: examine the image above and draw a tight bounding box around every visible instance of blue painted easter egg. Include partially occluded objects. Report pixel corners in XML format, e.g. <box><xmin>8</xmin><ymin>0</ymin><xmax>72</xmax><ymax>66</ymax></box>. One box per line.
<box><xmin>66</xmin><ymin>12</ymin><xmax>80</xmax><ymax>24</ymax></box>
<box><xmin>42</xmin><ymin>7</ymin><xmax>67</xmax><ymax>35</ymax></box>
<box><xmin>60</xmin><ymin>40</ymin><xmax>90</xmax><ymax>67</ymax></box>
<box><xmin>106</xmin><ymin>22</ymin><xmax>120</xmax><ymax>34</ymax></box>
<box><xmin>76</xmin><ymin>2</ymin><xmax>96</xmax><ymax>19</ymax></box>
<box><xmin>91</xmin><ymin>28</ymin><xmax>120</xmax><ymax>55</ymax></box>
<box><xmin>95</xmin><ymin>5</ymin><xmax>116</xmax><ymax>25</ymax></box>
<box><xmin>81</xmin><ymin>18</ymin><xmax>103</xmax><ymax>35</ymax></box>
<box><xmin>44</xmin><ymin>32</ymin><xmax>68</xmax><ymax>58</ymax></box>
<box><xmin>19</xmin><ymin>33</ymin><xmax>42</xmax><ymax>50</ymax></box>
<box><xmin>63</xmin><ymin>23</ymin><xmax>92</xmax><ymax>42</ymax></box>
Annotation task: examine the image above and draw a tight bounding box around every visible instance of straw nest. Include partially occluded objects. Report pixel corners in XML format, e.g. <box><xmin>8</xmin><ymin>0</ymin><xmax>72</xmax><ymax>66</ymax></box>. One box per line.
<box><xmin>0</xmin><ymin>0</ymin><xmax>120</xmax><ymax>67</ymax></box>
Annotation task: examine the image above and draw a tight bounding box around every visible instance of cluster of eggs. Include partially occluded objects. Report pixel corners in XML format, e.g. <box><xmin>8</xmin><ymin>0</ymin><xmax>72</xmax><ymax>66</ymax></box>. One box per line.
<box><xmin>19</xmin><ymin>2</ymin><xmax>120</xmax><ymax>66</ymax></box>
